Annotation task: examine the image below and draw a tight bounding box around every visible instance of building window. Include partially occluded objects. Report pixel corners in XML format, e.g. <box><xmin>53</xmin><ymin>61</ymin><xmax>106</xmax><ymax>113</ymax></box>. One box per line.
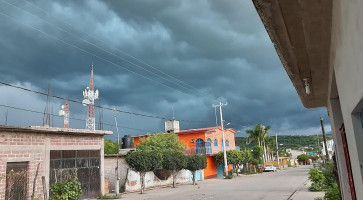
<box><xmin>226</xmin><ymin>140</ymin><xmax>229</xmax><ymax>147</ymax></box>
<box><xmin>195</xmin><ymin>138</ymin><xmax>205</xmax><ymax>154</ymax></box>
<box><xmin>206</xmin><ymin>138</ymin><xmax>212</xmax><ymax>154</ymax></box>
<box><xmin>214</xmin><ymin>139</ymin><xmax>218</xmax><ymax>147</ymax></box>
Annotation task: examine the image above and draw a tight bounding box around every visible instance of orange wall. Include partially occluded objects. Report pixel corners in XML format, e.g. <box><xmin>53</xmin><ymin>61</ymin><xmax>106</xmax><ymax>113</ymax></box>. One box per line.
<box><xmin>205</xmin><ymin>155</ymin><xmax>217</xmax><ymax>178</ymax></box>
<box><xmin>177</xmin><ymin>132</ymin><xmax>206</xmax><ymax>148</ymax></box>
<box><xmin>205</xmin><ymin>128</ymin><xmax>236</xmax><ymax>154</ymax></box>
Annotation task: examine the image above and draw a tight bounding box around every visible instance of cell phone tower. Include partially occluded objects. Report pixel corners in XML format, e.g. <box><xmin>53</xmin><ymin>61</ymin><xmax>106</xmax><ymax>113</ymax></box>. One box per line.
<box><xmin>59</xmin><ymin>100</ymin><xmax>70</xmax><ymax>128</ymax></box>
<box><xmin>82</xmin><ymin>64</ymin><xmax>99</xmax><ymax>130</ymax></box>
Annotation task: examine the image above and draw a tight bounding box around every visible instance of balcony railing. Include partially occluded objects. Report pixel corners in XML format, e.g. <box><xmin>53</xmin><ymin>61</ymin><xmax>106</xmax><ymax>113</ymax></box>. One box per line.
<box><xmin>185</xmin><ymin>145</ymin><xmax>237</xmax><ymax>155</ymax></box>
<box><xmin>185</xmin><ymin>145</ymin><xmax>213</xmax><ymax>155</ymax></box>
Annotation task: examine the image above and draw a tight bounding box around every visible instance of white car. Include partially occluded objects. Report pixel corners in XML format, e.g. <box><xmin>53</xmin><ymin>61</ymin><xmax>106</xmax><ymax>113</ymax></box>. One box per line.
<box><xmin>264</xmin><ymin>164</ymin><xmax>277</xmax><ymax>172</ymax></box>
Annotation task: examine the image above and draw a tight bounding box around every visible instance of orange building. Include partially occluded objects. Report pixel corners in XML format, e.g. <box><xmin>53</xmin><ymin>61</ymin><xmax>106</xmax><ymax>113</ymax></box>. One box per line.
<box><xmin>133</xmin><ymin>126</ymin><xmax>237</xmax><ymax>179</ymax></box>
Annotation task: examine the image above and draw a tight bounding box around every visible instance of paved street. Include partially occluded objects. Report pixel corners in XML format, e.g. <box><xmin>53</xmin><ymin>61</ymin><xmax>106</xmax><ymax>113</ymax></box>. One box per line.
<box><xmin>121</xmin><ymin>165</ymin><xmax>315</xmax><ymax>200</ymax></box>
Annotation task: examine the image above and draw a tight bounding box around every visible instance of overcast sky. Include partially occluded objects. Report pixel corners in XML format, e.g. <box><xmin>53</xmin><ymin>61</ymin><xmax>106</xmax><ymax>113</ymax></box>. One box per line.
<box><xmin>0</xmin><ymin>0</ymin><xmax>330</xmax><ymax>139</ymax></box>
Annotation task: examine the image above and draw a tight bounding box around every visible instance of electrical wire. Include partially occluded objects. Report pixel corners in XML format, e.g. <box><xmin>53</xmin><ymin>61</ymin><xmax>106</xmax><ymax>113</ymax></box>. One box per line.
<box><xmin>12</xmin><ymin>0</ymin><xmax>257</xmax><ymax>125</ymax></box>
<box><xmin>0</xmin><ymin>2</ymin><xmax>256</xmax><ymax>127</ymax></box>
<box><xmin>0</xmin><ymin>80</ymin><xmax>210</xmax><ymax>123</ymax></box>
<box><xmin>0</xmin><ymin>104</ymin><xmax>156</xmax><ymax>132</ymax></box>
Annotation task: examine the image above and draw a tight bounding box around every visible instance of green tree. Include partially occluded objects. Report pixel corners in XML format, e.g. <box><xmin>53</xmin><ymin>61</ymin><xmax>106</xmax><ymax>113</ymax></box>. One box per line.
<box><xmin>137</xmin><ymin>133</ymin><xmax>186</xmax><ymax>153</ymax></box>
<box><xmin>162</xmin><ymin>151</ymin><xmax>187</xmax><ymax>188</ymax></box>
<box><xmin>246</xmin><ymin>124</ymin><xmax>271</xmax><ymax>162</ymax></box>
<box><xmin>185</xmin><ymin>155</ymin><xmax>207</xmax><ymax>185</ymax></box>
<box><xmin>104</xmin><ymin>140</ymin><xmax>120</xmax><ymax>154</ymax></box>
<box><xmin>240</xmin><ymin>150</ymin><xmax>253</xmax><ymax>173</ymax></box>
<box><xmin>126</xmin><ymin>150</ymin><xmax>162</xmax><ymax>194</ymax></box>
<box><xmin>215</xmin><ymin>150</ymin><xmax>243</xmax><ymax>176</ymax></box>
<box><xmin>297</xmin><ymin>154</ymin><xmax>309</xmax><ymax>165</ymax></box>
<box><xmin>251</xmin><ymin>145</ymin><xmax>264</xmax><ymax>165</ymax></box>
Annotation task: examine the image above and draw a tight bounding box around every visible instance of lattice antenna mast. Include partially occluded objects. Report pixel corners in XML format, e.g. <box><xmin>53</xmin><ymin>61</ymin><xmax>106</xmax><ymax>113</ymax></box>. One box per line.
<box><xmin>59</xmin><ymin>100</ymin><xmax>70</xmax><ymax>128</ymax></box>
<box><xmin>82</xmin><ymin>64</ymin><xmax>99</xmax><ymax>130</ymax></box>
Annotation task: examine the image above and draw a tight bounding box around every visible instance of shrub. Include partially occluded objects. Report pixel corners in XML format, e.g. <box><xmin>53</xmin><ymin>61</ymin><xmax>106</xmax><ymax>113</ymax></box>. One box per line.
<box><xmin>162</xmin><ymin>151</ymin><xmax>187</xmax><ymax>188</ymax></box>
<box><xmin>126</xmin><ymin>150</ymin><xmax>162</xmax><ymax>193</ymax></box>
<box><xmin>50</xmin><ymin>178</ymin><xmax>82</xmax><ymax>200</ymax></box>
<box><xmin>309</xmin><ymin>168</ymin><xmax>325</xmax><ymax>191</ymax></box>
<box><xmin>324</xmin><ymin>183</ymin><xmax>341</xmax><ymax>200</ymax></box>
<box><xmin>186</xmin><ymin>154</ymin><xmax>207</xmax><ymax>185</ymax></box>
<box><xmin>225</xmin><ymin>170</ymin><xmax>233</xmax><ymax>179</ymax></box>
<box><xmin>297</xmin><ymin>154</ymin><xmax>309</xmax><ymax>165</ymax></box>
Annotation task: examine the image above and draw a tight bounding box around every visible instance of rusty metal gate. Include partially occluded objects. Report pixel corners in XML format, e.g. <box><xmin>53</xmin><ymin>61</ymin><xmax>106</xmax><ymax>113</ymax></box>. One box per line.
<box><xmin>50</xmin><ymin>150</ymin><xmax>100</xmax><ymax>199</ymax></box>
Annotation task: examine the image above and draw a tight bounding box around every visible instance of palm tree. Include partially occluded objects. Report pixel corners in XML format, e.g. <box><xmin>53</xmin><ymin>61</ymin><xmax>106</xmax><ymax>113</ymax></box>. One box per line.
<box><xmin>246</xmin><ymin>124</ymin><xmax>271</xmax><ymax>162</ymax></box>
<box><xmin>246</xmin><ymin>124</ymin><xmax>263</xmax><ymax>146</ymax></box>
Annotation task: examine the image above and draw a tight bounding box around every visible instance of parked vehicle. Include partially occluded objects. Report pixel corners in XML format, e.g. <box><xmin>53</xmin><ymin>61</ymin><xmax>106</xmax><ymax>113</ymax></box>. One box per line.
<box><xmin>264</xmin><ymin>164</ymin><xmax>277</xmax><ymax>172</ymax></box>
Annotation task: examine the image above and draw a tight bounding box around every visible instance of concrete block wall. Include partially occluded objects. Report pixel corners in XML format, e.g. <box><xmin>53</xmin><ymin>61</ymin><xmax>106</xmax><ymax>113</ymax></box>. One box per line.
<box><xmin>0</xmin><ymin>130</ymin><xmax>104</xmax><ymax>200</ymax></box>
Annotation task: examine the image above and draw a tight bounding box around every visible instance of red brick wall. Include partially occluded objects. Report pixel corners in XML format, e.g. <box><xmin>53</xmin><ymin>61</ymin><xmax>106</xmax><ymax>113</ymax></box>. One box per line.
<box><xmin>0</xmin><ymin>131</ymin><xmax>103</xmax><ymax>200</ymax></box>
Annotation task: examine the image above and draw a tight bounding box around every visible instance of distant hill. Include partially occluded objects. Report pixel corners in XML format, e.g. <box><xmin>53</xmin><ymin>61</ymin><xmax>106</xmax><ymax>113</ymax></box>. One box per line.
<box><xmin>236</xmin><ymin>134</ymin><xmax>333</xmax><ymax>151</ymax></box>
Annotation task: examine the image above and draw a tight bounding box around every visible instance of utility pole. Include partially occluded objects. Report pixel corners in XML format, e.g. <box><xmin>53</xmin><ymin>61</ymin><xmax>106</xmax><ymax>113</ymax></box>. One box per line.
<box><xmin>113</xmin><ymin>108</ymin><xmax>120</xmax><ymax>196</ymax></box>
<box><xmin>320</xmin><ymin>117</ymin><xmax>330</xmax><ymax>161</ymax></box>
<box><xmin>276</xmin><ymin>133</ymin><xmax>280</xmax><ymax>169</ymax></box>
<box><xmin>213</xmin><ymin>102</ymin><xmax>228</xmax><ymax>176</ymax></box>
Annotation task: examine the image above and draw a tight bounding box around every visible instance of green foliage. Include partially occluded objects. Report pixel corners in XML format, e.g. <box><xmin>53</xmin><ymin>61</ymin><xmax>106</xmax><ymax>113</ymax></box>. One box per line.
<box><xmin>137</xmin><ymin>133</ymin><xmax>186</xmax><ymax>153</ymax></box>
<box><xmin>250</xmin><ymin>145</ymin><xmax>263</xmax><ymax>164</ymax></box>
<box><xmin>240</xmin><ymin>150</ymin><xmax>252</xmax><ymax>164</ymax></box>
<box><xmin>162</xmin><ymin>151</ymin><xmax>187</xmax><ymax>171</ymax></box>
<box><xmin>98</xmin><ymin>193</ymin><xmax>122</xmax><ymax>199</ymax></box>
<box><xmin>126</xmin><ymin>150</ymin><xmax>162</xmax><ymax>172</ymax></box>
<box><xmin>324</xmin><ymin>183</ymin><xmax>341</xmax><ymax>200</ymax></box>
<box><xmin>186</xmin><ymin>155</ymin><xmax>206</xmax><ymax>185</ymax></box>
<box><xmin>215</xmin><ymin>150</ymin><xmax>242</xmax><ymax>166</ymax></box>
<box><xmin>50</xmin><ymin>178</ymin><xmax>82</xmax><ymax>200</ymax></box>
<box><xmin>297</xmin><ymin>154</ymin><xmax>309</xmax><ymax>163</ymax></box>
<box><xmin>309</xmin><ymin>168</ymin><xmax>325</xmax><ymax>191</ymax></box>
<box><xmin>225</xmin><ymin>170</ymin><xmax>233</xmax><ymax>179</ymax></box>
<box><xmin>235</xmin><ymin>135</ymin><xmax>333</xmax><ymax>151</ymax></box>
<box><xmin>319</xmin><ymin>162</ymin><xmax>336</xmax><ymax>188</ymax></box>
<box><xmin>104</xmin><ymin>140</ymin><xmax>120</xmax><ymax>154</ymax></box>
<box><xmin>310</xmin><ymin>155</ymin><xmax>319</xmax><ymax>162</ymax></box>
<box><xmin>245</xmin><ymin>124</ymin><xmax>270</xmax><ymax>145</ymax></box>
<box><xmin>186</xmin><ymin>154</ymin><xmax>207</xmax><ymax>172</ymax></box>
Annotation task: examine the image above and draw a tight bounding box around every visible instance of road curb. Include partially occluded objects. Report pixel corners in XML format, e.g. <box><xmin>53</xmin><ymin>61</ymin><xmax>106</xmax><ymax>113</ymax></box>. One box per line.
<box><xmin>287</xmin><ymin>179</ymin><xmax>309</xmax><ymax>200</ymax></box>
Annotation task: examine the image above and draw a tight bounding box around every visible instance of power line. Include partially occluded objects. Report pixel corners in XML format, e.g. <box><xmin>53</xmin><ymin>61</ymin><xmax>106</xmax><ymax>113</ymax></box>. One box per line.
<box><xmin>0</xmin><ymin>80</ymin><xmax>210</xmax><ymax>123</ymax></box>
<box><xmin>0</xmin><ymin>2</ymin><xmax>255</xmax><ymax>127</ymax></box>
<box><xmin>0</xmin><ymin>104</ymin><xmax>156</xmax><ymax>133</ymax></box>
<box><xmin>11</xmin><ymin>0</ymin><xmax>257</xmax><ymax>125</ymax></box>
<box><xmin>22</xmin><ymin>0</ymin><xmax>212</xmax><ymax>98</ymax></box>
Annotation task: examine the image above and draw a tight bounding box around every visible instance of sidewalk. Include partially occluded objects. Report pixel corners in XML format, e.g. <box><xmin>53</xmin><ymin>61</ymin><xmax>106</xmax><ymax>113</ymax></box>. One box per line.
<box><xmin>288</xmin><ymin>180</ymin><xmax>324</xmax><ymax>200</ymax></box>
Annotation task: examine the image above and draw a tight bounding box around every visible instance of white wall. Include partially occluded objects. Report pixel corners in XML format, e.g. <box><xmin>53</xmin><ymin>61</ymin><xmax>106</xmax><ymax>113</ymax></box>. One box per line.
<box><xmin>125</xmin><ymin>169</ymin><xmax>191</xmax><ymax>192</ymax></box>
<box><xmin>329</xmin><ymin>0</ymin><xmax>363</xmax><ymax>198</ymax></box>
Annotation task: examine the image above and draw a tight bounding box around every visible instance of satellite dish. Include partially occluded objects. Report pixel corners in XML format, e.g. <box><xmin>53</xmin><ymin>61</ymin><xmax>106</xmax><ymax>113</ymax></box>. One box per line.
<box><xmin>59</xmin><ymin>110</ymin><xmax>65</xmax><ymax>116</ymax></box>
<box><xmin>82</xmin><ymin>99</ymin><xmax>90</xmax><ymax>106</ymax></box>
<box><xmin>61</xmin><ymin>105</ymin><xmax>65</xmax><ymax>109</ymax></box>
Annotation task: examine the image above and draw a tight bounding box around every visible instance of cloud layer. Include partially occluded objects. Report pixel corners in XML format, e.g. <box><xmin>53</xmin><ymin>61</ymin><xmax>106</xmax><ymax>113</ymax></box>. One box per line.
<box><xmin>0</xmin><ymin>0</ymin><xmax>330</xmax><ymax>137</ymax></box>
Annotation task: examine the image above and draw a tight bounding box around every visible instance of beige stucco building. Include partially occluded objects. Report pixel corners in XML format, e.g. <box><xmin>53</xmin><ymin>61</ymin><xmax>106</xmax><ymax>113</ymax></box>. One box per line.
<box><xmin>253</xmin><ymin>0</ymin><xmax>363</xmax><ymax>199</ymax></box>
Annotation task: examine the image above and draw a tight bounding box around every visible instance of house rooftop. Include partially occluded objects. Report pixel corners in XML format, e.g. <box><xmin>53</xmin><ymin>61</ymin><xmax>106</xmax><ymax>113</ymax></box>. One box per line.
<box><xmin>0</xmin><ymin>125</ymin><xmax>112</xmax><ymax>136</ymax></box>
<box><xmin>131</xmin><ymin>126</ymin><xmax>237</xmax><ymax>138</ymax></box>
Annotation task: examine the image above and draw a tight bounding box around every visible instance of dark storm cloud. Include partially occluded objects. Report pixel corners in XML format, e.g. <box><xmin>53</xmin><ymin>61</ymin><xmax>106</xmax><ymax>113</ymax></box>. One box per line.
<box><xmin>0</xmin><ymin>0</ymin><xmax>329</xmax><ymax>136</ymax></box>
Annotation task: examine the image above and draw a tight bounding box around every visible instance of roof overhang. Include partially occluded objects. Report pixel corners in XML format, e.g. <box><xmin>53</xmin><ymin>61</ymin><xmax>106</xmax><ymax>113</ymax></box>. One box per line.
<box><xmin>252</xmin><ymin>0</ymin><xmax>332</xmax><ymax>108</ymax></box>
<box><xmin>0</xmin><ymin>125</ymin><xmax>113</xmax><ymax>136</ymax></box>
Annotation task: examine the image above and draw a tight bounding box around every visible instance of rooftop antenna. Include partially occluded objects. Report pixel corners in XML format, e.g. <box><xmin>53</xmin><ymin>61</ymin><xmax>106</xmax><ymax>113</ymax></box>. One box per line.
<box><xmin>59</xmin><ymin>100</ymin><xmax>70</xmax><ymax>128</ymax></box>
<box><xmin>5</xmin><ymin>109</ymin><xmax>8</xmax><ymax>125</ymax></box>
<box><xmin>83</xmin><ymin>63</ymin><xmax>99</xmax><ymax>130</ymax></box>
<box><xmin>43</xmin><ymin>85</ymin><xmax>51</xmax><ymax>126</ymax></box>
<box><xmin>172</xmin><ymin>105</ymin><xmax>175</xmax><ymax>120</ymax></box>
